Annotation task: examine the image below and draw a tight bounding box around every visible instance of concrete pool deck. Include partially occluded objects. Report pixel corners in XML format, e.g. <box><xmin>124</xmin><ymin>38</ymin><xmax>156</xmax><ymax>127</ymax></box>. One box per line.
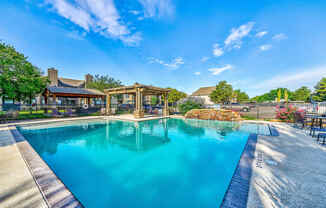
<box><xmin>0</xmin><ymin>126</ymin><xmax>47</xmax><ymax>208</ymax></box>
<box><xmin>247</xmin><ymin>122</ymin><xmax>326</xmax><ymax>208</ymax></box>
<box><xmin>0</xmin><ymin>117</ymin><xmax>326</xmax><ymax>207</ymax></box>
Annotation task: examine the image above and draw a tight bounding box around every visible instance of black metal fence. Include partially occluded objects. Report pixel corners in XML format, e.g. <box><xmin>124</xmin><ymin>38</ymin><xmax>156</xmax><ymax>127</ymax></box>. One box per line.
<box><xmin>2</xmin><ymin>102</ymin><xmax>326</xmax><ymax>122</ymax></box>
<box><xmin>0</xmin><ymin>104</ymin><xmax>106</xmax><ymax>123</ymax></box>
<box><xmin>217</xmin><ymin>102</ymin><xmax>326</xmax><ymax>120</ymax></box>
<box><xmin>108</xmin><ymin>104</ymin><xmax>165</xmax><ymax>115</ymax></box>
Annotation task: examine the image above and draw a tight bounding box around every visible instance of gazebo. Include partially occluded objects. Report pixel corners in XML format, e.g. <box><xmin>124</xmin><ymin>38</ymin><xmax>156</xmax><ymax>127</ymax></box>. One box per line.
<box><xmin>104</xmin><ymin>83</ymin><xmax>170</xmax><ymax>118</ymax></box>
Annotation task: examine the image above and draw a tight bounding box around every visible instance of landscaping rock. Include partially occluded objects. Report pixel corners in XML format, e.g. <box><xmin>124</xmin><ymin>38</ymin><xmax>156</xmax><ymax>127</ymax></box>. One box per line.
<box><xmin>185</xmin><ymin>109</ymin><xmax>242</xmax><ymax>121</ymax></box>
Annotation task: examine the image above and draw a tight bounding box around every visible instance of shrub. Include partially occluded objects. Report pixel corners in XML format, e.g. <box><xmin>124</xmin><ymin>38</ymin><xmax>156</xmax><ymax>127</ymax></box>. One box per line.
<box><xmin>178</xmin><ymin>100</ymin><xmax>203</xmax><ymax>115</ymax></box>
<box><xmin>275</xmin><ymin>105</ymin><xmax>304</xmax><ymax>122</ymax></box>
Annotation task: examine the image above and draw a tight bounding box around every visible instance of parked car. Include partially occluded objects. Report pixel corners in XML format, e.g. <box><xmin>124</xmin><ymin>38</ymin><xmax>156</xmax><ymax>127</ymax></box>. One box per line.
<box><xmin>206</xmin><ymin>104</ymin><xmax>221</xmax><ymax>110</ymax></box>
<box><xmin>224</xmin><ymin>103</ymin><xmax>250</xmax><ymax>112</ymax></box>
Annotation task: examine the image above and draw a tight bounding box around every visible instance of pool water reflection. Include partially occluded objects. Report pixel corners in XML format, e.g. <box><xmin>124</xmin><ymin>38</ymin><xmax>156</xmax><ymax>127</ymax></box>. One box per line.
<box><xmin>18</xmin><ymin>118</ymin><xmax>268</xmax><ymax>208</ymax></box>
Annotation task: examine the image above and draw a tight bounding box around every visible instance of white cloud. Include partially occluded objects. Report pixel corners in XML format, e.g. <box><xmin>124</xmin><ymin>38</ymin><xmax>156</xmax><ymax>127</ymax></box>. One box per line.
<box><xmin>164</xmin><ymin>57</ymin><xmax>184</xmax><ymax>69</ymax></box>
<box><xmin>256</xmin><ymin>31</ymin><xmax>268</xmax><ymax>38</ymax></box>
<box><xmin>201</xmin><ymin>56</ymin><xmax>210</xmax><ymax>62</ymax></box>
<box><xmin>138</xmin><ymin>0</ymin><xmax>174</xmax><ymax>18</ymax></box>
<box><xmin>120</xmin><ymin>32</ymin><xmax>142</xmax><ymax>47</ymax></box>
<box><xmin>149</xmin><ymin>57</ymin><xmax>184</xmax><ymax>69</ymax></box>
<box><xmin>208</xmin><ymin>64</ymin><xmax>232</xmax><ymax>75</ymax></box>
<box><xmin>137</xmin><ymin>16</ymin><xmax>145</xmax><ymax>21</ymax></box>
<box><xmin>194</xmin><ymin>72</ymin><xmax>201</xmax><ymax>75</ymax></box>
<box><xmin>129</xmin><ymin>10</ymin><xmax>141</xmax><ymax>15</ymax></box>
<box><xmin>47</xmin><ymin>0</ymin><xmax>92</xmax><ymax>31</ymax></box>
<box><xmin>273</xmin><ymin>33</ymin><xmax>287</xmax><ymax>41</ymax></box>
<box><xmin>224</xmin><ymin>22</ymin><xmax>255</xmax><ymax>49</ymax></box>
<box><xmin>253</xmin><ymin>66</ymin><xmax>326</xmax><ymax>90</ymax></box>
<box><xmin>45</xmin><ymin>0</ymin><xmax>142</xmax><ymax>46</ymax></box>
<box><xmin>260</xmin><ymin>44</ymin><xmax>272</xmax><ymax>51</ymax></box>
<box><xmin>213</xmin><ymin>44</ymin><xmax>224</xmax><ymax>57</ymax></box>
<box><xmin>66</xmin><ymin>30</ymin><xmax>86</xmax><ymax>40</ymax></box>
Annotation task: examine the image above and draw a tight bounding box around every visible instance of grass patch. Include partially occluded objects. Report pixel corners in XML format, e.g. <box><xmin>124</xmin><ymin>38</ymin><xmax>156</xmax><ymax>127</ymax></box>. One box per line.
<box><xmin>241</xmin><ymin>115</ymin><xmax>257</xmax><ymax>120</ymax></box>
<box><xmin>0</xmin><ymin>109</ymin><xmax>102</xmax><ymax>122</ymax></box>
<box><xmin>17</xmin><ymin>113</ymin><xmax>50</xmax><ymax>120</ymax></box>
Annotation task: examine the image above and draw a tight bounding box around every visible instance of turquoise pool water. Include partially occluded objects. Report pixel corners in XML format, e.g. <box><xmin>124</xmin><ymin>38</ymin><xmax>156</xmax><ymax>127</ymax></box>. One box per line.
<box><xmin>19</xmin><ymin>118</ymin><xmax>269</xmax><ymax>208</ymax></box>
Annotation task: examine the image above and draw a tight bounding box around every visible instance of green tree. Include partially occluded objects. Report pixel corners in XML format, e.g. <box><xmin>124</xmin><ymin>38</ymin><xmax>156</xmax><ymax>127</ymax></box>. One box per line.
<box><xmin>209</xmin><ymin>81</ymin><xmax>233</xmax><ymax>104</ymax></box>
<box><xmin>0</xmin><ymin>42</ymin><xmax>48</xmax><ymax>103</ymax></box>
<box><xmin>292</xmin><ymin>86</ymin><xmax>311</xmax><ymax>101</ymax></box>
<box><xmin>233</xmin><ymin>89</ymin><xmax>249</xmax><ymax>103</ymax></box>
<box><xmin>178</xmin><ymin>100</ymin><xmax>203</xmax><ymax>115</ymax></box>
<box><xmin>167</xmin><ymin>88</ymin><xmax>187</xmax><ymax>104</ymax></box>
<box><xmin>313</xmin><ymin>77</ymin><xmax>326</xmax><ymax>101</ymax></box>
<box><xmin>151</xmin><ymin>96</ymin><xmax>158</xmax><ymax>105</ymax></box>
<box><xmin>87</xmin><ymin>74</ymin><xmax>123</xmax><ymax>92</ymax></box>
<box><xmin>251</xmin><ymin>88</ymin><xmax>293</xmax><ymax>103</ymax></box>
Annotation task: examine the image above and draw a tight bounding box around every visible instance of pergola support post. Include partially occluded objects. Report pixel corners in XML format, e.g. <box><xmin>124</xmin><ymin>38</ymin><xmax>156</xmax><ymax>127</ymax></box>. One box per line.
<box><xmin>52</xmin><ymin>94</ymin><xmax>57</xmax><ymax>110</ymax></box>
<box><xmin>163</xmin><ymin>92</ymin><xmax>169</xmax><ymax>117</ymax></box>
<box><xmin>106</xmin><ymin>94</ymin><xmax>111</xmax><ymax>115</ymax></box>
<box><xmin>44</xmin><ymin>94</ymin><xmax>48</xmax><ymax>113</ymax></box>
<box><xmin>134</xmin><ymin>88</ymin><xmax>144</xmax><ymax>118</ymax></box>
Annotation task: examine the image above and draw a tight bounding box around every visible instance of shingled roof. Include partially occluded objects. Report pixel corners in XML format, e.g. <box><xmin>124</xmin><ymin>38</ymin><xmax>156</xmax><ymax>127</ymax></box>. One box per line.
<box><xmin>191</xmin><ymin>86</ymin><xmax>216</xmax><ymax>96</ymax></box>
<box><xmin>47</xmin><ymin>86</ymin><xmax>105</xmax><ymax>96</ymax></box>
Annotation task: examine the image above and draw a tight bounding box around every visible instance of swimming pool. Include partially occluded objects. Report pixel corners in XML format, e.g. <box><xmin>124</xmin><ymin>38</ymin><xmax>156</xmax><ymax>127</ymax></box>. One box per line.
<box><xmin>18</xmin><ymin>118</ymin><xmax>269</xmax><ymax>208</ymax></box>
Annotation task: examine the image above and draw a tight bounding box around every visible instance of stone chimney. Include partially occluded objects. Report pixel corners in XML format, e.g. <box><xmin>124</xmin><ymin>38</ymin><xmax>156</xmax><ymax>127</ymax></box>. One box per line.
<box><xmin>85</xmin><ymin>74</ymin><xmax>93</xmax><ymax>88</ymax></box>
<box><xmin>48</xmin><ymin>68</ymin><xmax>58</xmax><ymax>86</ymax></box>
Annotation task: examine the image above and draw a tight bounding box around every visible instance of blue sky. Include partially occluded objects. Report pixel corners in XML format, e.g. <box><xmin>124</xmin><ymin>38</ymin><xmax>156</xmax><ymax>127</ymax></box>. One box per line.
<box><xmin>1</xmin><ymin>0</ymin><xmax>326</xmax><ymax>97</ymax></box>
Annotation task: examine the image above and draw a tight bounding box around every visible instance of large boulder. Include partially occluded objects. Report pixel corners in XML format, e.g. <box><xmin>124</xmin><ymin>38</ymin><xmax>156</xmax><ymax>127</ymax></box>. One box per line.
<box><xmin>185</xmin><ymin>109</ymin><xmax>242</xmax><ymax>121</ymax></box>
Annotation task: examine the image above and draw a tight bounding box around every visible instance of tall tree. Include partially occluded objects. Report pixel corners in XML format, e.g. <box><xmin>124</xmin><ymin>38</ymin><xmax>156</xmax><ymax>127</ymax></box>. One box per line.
<box><xmin>292</xmin><ymin>86</ymin><xmax>311</xmax><ymax>101</ymax></box>
<box><xmin>87</xmin><ymin>74</ymin><xmax>123</xmax><ymax>92</ymax></box>
<box><xmin>251</xmin><ymin>88</ymin><xmax>293</xmax><ymax>103</ymax></box>
<box><xmin>313</xmin><ymin>77</ymin><xmax>326</xmax><ymax>101</ymax></box>
<box><xmin>0</xmin><ymin>42</ymin><xmax>48</xmax><ymax>103</ymax></box>
<box><xmin>209</xmin><ymin>81</ymin><xmax>233</xmax><ymax>104</ymax></box>
<box><xmin>167</xmin><ymin>88</ymin><xmax>187</xmax><ymax>104</ymax></box>
<box><xmin>233</xmin><ymin>89</ymin><xmax>249</xmax><ymax>103</ymax></box>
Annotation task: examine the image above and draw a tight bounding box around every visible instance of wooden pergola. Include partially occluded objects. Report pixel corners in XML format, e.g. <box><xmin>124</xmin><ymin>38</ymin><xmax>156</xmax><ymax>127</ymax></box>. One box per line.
<box><xmin>104</xmin><ymin>83</ymin><xmax>170</xmax><ymax>118</ymax></box>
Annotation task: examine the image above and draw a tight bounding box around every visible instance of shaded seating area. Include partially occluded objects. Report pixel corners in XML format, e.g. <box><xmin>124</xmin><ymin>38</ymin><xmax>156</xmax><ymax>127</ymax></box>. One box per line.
<box><xmin>104</xmin><ymin>83</ymin><xmax>170</xmax><ymax>119</ymax></box>
<box><xmin>43</xmin><ymin>86</ymin><xmax>106</xmax><ymax>115</ymax></box>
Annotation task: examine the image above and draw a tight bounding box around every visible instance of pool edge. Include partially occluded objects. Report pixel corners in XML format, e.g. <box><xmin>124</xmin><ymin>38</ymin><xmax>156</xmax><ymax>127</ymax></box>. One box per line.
<box><xmin>10</xmin><ymin>119</ymin><xmax>278</xmax><ymax>208</ymax></box>
<box><xmin>220</xmin><ymin>133</ymin><xmax>258</xmax><ymax>208</ymax></box>
<box><xmin>9</xmin><ymin>126</ymin><xmax>84</xmax><ymax>208</ymax></box>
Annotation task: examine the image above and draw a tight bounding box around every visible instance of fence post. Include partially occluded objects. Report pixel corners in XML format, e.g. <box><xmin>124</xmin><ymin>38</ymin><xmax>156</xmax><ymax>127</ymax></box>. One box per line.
<box><xmin>257</xmin><ymin>105</ymin><xmax>260</xmax><ymax>119</ymax></box>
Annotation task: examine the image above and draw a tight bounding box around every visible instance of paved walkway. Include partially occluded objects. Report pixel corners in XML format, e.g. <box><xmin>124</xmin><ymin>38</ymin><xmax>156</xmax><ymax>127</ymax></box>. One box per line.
<box><xmin>0</xmin><ymin>127</ymin><xmax>48</xmax><ymax>208</ymax></box>
<box><xmin>247</xmin><ymin>123</ymin><xmax>326</xmax><ymax>208</ymax></box>
<box><xmin>0</xmin><ymin>116</ymin><xmax>107</xmax><ymax>128</ymax></box>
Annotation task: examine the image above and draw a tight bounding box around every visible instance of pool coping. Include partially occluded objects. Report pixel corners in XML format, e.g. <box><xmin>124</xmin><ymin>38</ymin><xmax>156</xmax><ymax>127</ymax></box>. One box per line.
<box><xmin>220</xmin><ymin>124</ymin><xmax>279</xmax><ymax>208</ymax></box>
<box><xmin>9</xmin><ymin>126</ymin><xmax>84</xmax><ymax>208</ymax></box>
<box><xmin>9</xmin><ymin>118</ymin><xmax>279</xmax><ymax>208</ymax></box>
<box><xmin>220</xmin><ymin>133</ymin><xmax>258</xmax><ymax>208</ymax></box>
